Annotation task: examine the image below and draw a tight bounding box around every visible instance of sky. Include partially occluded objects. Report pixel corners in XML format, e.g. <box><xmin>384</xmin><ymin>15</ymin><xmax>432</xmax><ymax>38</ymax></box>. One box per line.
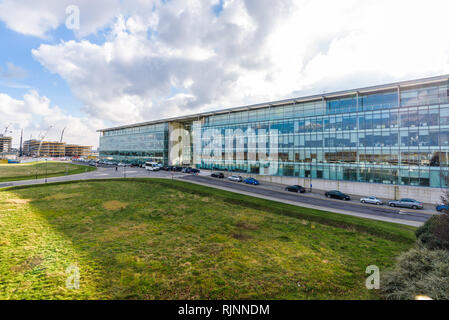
<box><xmin>1</xmin><ymin>0</ymin><xmax>449</xmax><ymax>149</ymax></box>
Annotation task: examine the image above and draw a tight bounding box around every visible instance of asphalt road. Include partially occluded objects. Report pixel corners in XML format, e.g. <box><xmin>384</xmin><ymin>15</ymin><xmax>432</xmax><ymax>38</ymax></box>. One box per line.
<box><xmin>180</xmin><ymin>174</ymin><xmax>432</xmax><ymax>225</ymax></box>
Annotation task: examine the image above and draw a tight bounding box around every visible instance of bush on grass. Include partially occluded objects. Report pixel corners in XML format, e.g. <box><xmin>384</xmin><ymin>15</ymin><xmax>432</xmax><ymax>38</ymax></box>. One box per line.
<box><xmin>382</xmin><ymin>247</ymin><xmax>449</xmax><ymax>300</ymax></box>
<box><xmin>415</xmin><ymin>213</ymin><xmax>449</xmax><ymax>251</ymax></box>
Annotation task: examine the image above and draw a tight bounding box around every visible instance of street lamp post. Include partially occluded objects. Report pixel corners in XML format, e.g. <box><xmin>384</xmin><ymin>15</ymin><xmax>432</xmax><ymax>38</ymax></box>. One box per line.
<box><xmin>45</xmin><ymin>159</ymin><xmax>48</xmax><ymax>183</ymax></box>
<box><xmin>124</xmin><ymin>157</ymin><xmax>127</xmax><ymax>179</ymax></box>
<box><xmin>309</xmin><ymin>161</ymin><xmax>312</xmax><ymax>192</ymax></box>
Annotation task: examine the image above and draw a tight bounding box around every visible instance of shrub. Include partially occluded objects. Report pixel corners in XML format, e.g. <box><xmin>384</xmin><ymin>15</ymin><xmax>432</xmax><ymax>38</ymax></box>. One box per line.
<box><xmin>382</xmin><ymin>247</ymin><xmax>449</xmax><ymax>300</ymax></box>
<box><xmin>416</xmin><ymin>213</ymin><xmax>449</xmax><ymax>251</ymax></box>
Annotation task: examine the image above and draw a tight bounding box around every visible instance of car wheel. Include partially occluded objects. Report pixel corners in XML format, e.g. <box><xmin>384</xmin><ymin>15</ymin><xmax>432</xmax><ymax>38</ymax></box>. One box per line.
<box><xmin>361</xmin><ymin>200</ymin><xmax>365</xmax><ymax>203</ymax></box>
<box><xmin>376</xmin><ymin>202</ymin><xmax>380</xmax><ymax>205</ymax></box>
<box><xmin>326</xmin><ymin>194</ymin><xmax>330</xmax><ymax>198</ymax></box>
<box><xmin>390</xmin><ymin>203</ymin><xmax>395</xmax><ymax>207</ymax></box>
<box><xmin>412</xmin><ymin>205</ymin><xmax>417</xmax><ymax>209</ymax></box>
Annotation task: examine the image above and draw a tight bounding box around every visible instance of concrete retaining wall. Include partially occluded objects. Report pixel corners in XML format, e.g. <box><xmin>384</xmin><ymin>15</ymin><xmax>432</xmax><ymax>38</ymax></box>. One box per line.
<box><xmin>253</xmin><ymin>174</ymin><xmax>446</xmax><ymax>204</ymax></box>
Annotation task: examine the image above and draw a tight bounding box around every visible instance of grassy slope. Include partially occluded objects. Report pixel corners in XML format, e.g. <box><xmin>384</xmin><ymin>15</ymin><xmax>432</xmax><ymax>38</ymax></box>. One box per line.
<box><xmin>0</xmin><ymin>162</ymin><xmax>96</xmax><ymax>182</ymax></box>
<box><xmin>0</xmin><ymin>179</ymin><xmax>415</xmax><ymax>300</ymax></box>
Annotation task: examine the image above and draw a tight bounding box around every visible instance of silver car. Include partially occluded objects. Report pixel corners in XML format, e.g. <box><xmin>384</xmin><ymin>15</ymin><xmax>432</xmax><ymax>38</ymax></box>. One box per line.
<box><xmin>360</xmin><ymin>196</ymin><xmax>383</xmax><ymax>205</ymax></box>
<box><xmin>388</xmin><ymin>198</ymin><xmax>423</xmax><ymax>209</ymax></box>
<box><xmin>228</xmin><ymin>175</ymin><xmax>243</xmax><ymax>182</ymax></box>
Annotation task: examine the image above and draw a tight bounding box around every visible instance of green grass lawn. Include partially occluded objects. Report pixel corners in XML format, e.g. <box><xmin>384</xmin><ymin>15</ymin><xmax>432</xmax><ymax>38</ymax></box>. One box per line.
<box><xmin>0</xmin><ymin>162</ymin><xmax>96</xmax><ymax>182</ymax></box>
<box><xmin>0</xmin><ymin>178</ymin><xmax>416</xmax><ymax>300</ymax></box>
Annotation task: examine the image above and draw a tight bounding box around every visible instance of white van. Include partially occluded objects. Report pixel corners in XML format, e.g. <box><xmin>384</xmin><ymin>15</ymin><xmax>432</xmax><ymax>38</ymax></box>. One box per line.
<box><xmin>145</xmin><ymin>162</ymin><xmax>161</xmax><ymax>171</ymax></box>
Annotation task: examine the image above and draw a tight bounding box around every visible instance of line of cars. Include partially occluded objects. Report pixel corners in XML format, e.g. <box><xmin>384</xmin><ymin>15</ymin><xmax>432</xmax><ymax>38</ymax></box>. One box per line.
<box><xmin>210</xmin><ymin>172</ymin><xmax>260</xmax><ymax>185</ymax></box>
<box><xmin>207</xmin><ymin>171</ymin><xmax>431</xmax><ymax>211</ymax></box>
<box><xmin>159</xmin><ymin>165</ymin><xmax>200</xmax><ymax>173</ymax></box>
<box><xmin>326</xmin><ymin>191</ymin><xmax>425</xmax><ymax>210</ymax></box>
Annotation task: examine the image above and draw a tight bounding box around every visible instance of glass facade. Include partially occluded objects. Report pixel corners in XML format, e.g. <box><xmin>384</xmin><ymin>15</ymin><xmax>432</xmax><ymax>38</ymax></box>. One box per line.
<box><xmin>100</xmin><ymin>123</ymin><xmax>168</xmax><ymax>163</ymax></box>
<box><xmin>99</xmin><ymin>77</ymin><xmax>449</xmax><ymax>188</ymax></box>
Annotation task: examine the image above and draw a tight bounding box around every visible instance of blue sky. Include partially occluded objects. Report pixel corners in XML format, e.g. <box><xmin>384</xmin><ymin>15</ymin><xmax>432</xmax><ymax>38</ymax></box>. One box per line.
<box><xmin>0</xmin><ymin>21</ymin><xmax>83</xmax><ymax>115</ymax></box>
<box><xmin>1</xmin><ymin>0</ymin><xmax>449</xmax><ymax>148</ymax></box>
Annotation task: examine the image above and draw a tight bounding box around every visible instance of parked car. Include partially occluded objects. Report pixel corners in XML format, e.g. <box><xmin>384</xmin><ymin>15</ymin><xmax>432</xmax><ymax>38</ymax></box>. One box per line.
<box><xmin>211</xmin><ymin>172</ymin><xmax>224</xmax><ymax>178</ymax></box>
<box><xmin>325</xmin><ymin>190</ymin><xmax>350</xmax><ymax>201</ymax></box>
<box><xmin>244</xmin><ymin>177</ymin><xmax>260</xmax><ymax>185</ymax></box>
<box><xmin>182</xmin><ymin>167</ymin><xmax>200</xmax><ymax>174</ymax></box>
<box><xmin>285</xmin><ymin>185</ymin><xmax>306</xmax><ymax>193</ymax></box>
<box><xmin>173</xmin><ymin>166</ymin><xmax>183</xmax><ymax>172</ymax></box>
<box><xmin>228</xmin><ymin>175</ymin><xmax>243</xmax><ymax>182</ymax></box>
<box><xmin>436</xmin><ymin>204</ymin><xmax>449</xmax><ymax>212</ymax></box>
<box><xmin>360</xmin><ymin>196</ymin><xmax>383</xmax><ymax>205</ymax></box>
<box><xmin>145</xmin><ymin>162</ymin><xmax>161</xmax><ymax>171</ymax></box>
<box><xmin>388</xmin><ymin>198</ymin><xmax>423</xmax><ymax>209</ymax></box>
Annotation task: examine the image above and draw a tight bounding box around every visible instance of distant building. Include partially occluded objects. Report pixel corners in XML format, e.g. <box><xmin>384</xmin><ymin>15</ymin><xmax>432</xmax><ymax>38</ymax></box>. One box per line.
<box><xmin>23</xmin><ymin>140</ymin><xmax>92</xmax><ymax>158</ymax></box>
<box><xmin>0</xmin><ymin>135</ymin><xmax>12</xmax><ymax>153</ymax></box>
<box><xmin>65</xmin><ymin>144</ymin><xmax>92</xmax><ymax>157</ymax></box>
<box><xmin>23</xmin><ymin>140</ymin><xmax>65</xmax><ymax>157</ymax></box>
<box><xmin>22</xmin><ymin>139</ymin><xmax>39</xmax><ymax>156</ymax></box>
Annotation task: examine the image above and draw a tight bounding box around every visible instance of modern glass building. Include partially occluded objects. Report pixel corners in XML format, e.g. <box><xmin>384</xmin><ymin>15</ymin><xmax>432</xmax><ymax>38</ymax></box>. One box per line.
<box><xmin>99</xmin><ymin>75</ymin><xmax>449</xmax><ymax>189</ymax></box>
<box><xmin>100</xmin><ymin>123</ymin><xmax>169</xmax><ymax>164</ymax></box>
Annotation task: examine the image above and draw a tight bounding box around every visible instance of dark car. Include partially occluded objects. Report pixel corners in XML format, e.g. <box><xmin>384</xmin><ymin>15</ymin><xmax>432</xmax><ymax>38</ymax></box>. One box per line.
<box><xmin>325</xmin><ymin>190</ymin><xmax>350</xmax><ymax>201</ymax></box>
<box><xmin>211</xmin><ymin>172</ymin><xmax>224</xmax><ymax>178</ymax></box>
<box><xmin>182</xmin><ymin>167</ymin><xmax>200</xmax><ymax>174</ymax></box>
<box><xmin>285</xmin><ymin>185</ymin><xmax>306</xmax><ymax>193</ymax></box>
<box><xmin>173</xmin><ymin>166</ymin><xmax>183</xmax><ymax>172</ymax></box>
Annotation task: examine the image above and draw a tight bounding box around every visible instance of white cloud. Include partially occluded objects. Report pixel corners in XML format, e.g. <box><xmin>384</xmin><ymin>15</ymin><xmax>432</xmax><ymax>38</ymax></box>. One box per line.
<box><xmin>31</xmin><ymin>0</ymin><xmax>296</xmax><ymax>125</ymax></box>
<box><xmin>0</xmin><ymin>0</ymin><xmax>121</xmax><ymax>38</ymax></box>
<box><xmin>0</xmin><ymin>90</ymin><xmax>103</xmax><ymax>148</ymax></box>
<box><xmin>3</xmin><ymin>0</ymin><xmax>449</xmax><ymax>141</ymax></box>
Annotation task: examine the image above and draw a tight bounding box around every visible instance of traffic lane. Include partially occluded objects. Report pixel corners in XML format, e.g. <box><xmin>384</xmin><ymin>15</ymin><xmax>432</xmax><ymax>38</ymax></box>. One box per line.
<box><xmin>181</xmin><ymin>175</ymin><xmax>430</xmax><ymax>223</ymax></box>
<box><xmin>246</xmin><ymin>180</ymin><xmax>435</xmax><ymax>216</ymax></box>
